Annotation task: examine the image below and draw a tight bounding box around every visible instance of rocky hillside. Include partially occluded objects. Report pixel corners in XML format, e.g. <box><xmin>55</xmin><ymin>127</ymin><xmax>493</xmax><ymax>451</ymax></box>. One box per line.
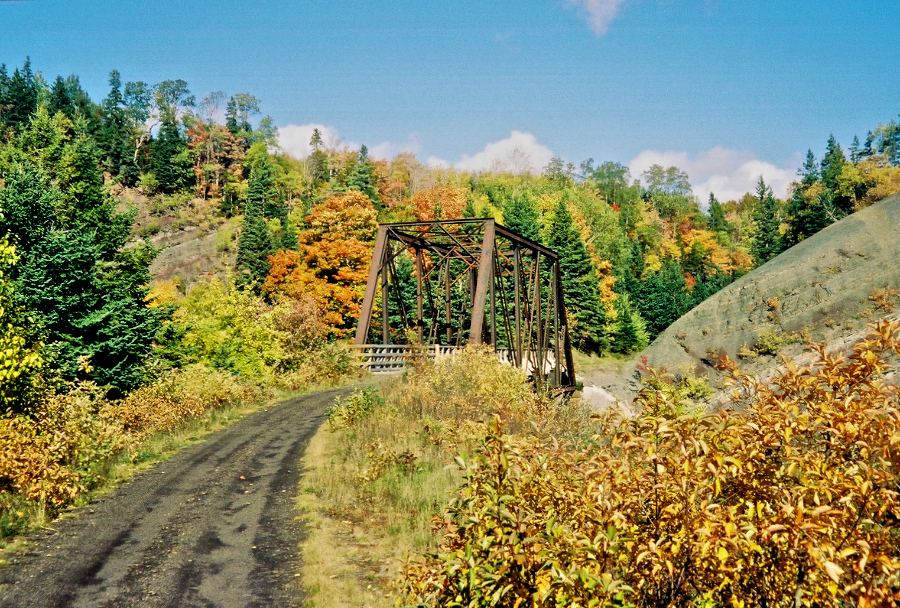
<box><xmin>118</xmin><ymin>187</ymin><xmax>238</xmax><ymax>287</ymax></box>
<box><xmin>623</xmin><ymin>191</ymin><xmax>900</xmax><ymax>396</ymax></box>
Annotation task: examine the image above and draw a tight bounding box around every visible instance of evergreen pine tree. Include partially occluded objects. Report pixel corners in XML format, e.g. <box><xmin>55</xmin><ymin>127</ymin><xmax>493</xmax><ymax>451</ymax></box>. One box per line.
<box><xmin>799</xmin><ymin>149</ymin><xmax>819</xmax><ymax>186</ymax></box>
<box><xmin>101</xmin><ymin>70</ymin><xmax>138</xmax><ymax>184</ymax></box>
<box><xmin>610</xmin><ymin>293</ymin><xmax>640</xmax><ymax>354</ymax></box>
<box><xmin>547</xmin><ymin>199</ymin><xmax>608</xmax><ymax>354</ymax></box>
<box><xmin>707</xmin><ymin>193</ymin><xmax>728</xmax><ymax>232</ymax></box>
<box><xmin>236</xmin><ymin>164</ymin><xmax>277</xmax><ymax>288</ymax></box>
<box><xmin>0</xmin><ymin>163</ymin><xmax>164</xmax><ymax>393</ymax></box>
<box><xmin>751</xmin><ymin>177</ymin><xmax>783</xmax><ymax>265</ymax></box>
<box><xmin>820</xmin><ymin>134</ymin><xmax>851</xmax><ymax>213</ymax></box>
<box><xmin>225</xmin><ymin>96</ymin><xmax>239</xmax><ymax>135</ymax></box>
<box><xmin>785</xmin><ymin>152</ymin><xmax>832</xmax><ymax>247</ymax></box>
<box><xmin>875</xmin><ymin>118</ymin><xmax>900</xmax><ymax>166</ymax></box>
<box><xmin>48</xmin><ymin>76</ymin><xmax>75</xmax><ymax>119</ymax></box>
<box><xmin>862</xmin><ymin>131</ymin><xmax>875</xmax><ymax>158</ymax></box>
<box><xmin>0</xmin><ymin>64</ymin><xmax>9</xmax><ymax>132</ymax></box>
<box><xmin>5</xmin><ymin>59</ymin><xmax>38</xmax><ymax>132</ymax></box>
<box><xmin>637</xmin><ymin>258</ymin><xmax>688</xmax><ymax>339</ymax></box>
<box><xmin>849</xmin><ymin>135</ymin><xmax>861</xmax><ymax>163</ymax></box>
<box><xmin>57</xmin><ymin>124</ymin><xmax>133</xmax><ymax>257</ymax></box>
<box><xmin>149</xmin><ymin>117</ymin><xmax>194</xmax><ymax>193</ymax></box>
<box><xmin>503</xmin><ymin>191</ymin><xmax>540</xmax><ymax>241</ymax></box>
<box><xmin>462</xmin><ymin>196</ymin><xmax>476</xmax><ymax>219</ymax></box>
<box><xmin>345</xmin><ymin>145</ymin><xmax>380</xmax><ymax>205</ymax></box>
<box><xmin>308</xmin><ymin>128</ymin><xmax>328</xmax><ymax>184</ymax></box>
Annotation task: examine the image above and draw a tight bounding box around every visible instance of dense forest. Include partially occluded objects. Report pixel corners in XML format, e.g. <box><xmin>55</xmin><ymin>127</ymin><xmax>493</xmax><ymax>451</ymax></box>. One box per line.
<box><xmin>0</xmin><ymin>57</ymin><xmax>898</xmax><ymax>520</ymax></box>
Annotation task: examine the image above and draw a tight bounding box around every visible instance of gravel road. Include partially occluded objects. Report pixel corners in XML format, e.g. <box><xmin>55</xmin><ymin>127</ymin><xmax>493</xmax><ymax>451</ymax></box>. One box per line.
<box><xmin>0</xmin><ymin>387</ymin><xmax>353</xmax><ymax>608</ymax></box>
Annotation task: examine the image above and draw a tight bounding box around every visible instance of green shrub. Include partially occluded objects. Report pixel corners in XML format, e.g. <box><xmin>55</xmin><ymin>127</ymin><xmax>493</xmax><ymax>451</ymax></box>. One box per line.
<box><xmin>138</xmin><ymin>172</ymin><xmax>159</xmax><ymax>194</ymax></box>
<box><xmin>326</xmin><ymin>386</ymin><xmax>381</xmax><ymax>431</ymax></box>
<box><xmin>756</xmin><ymin>327</ymin><xmax>785</xmax><ymax>355</ymax></box>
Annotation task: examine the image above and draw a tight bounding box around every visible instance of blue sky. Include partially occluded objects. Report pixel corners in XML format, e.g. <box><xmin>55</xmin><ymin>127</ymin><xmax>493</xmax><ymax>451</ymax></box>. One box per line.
<box><xmin>1</xmin><ymin>0</ymin><xmax>898</xmax><ymax>200</ymax></box>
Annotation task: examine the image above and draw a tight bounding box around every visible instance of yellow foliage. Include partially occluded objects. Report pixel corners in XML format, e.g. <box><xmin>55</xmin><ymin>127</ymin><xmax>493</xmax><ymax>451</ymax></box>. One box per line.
<box><xmin>146</xmin><ymin>279</ymin><xmax>181</xmax><ymax>307</ymax></box>
<box><xmin>0</xmin><ymin>237</ymin><xmax>42</xmax><ymax>409</ymax></box>
<box><xmin>400</xmin><ymin>322</ymin><xmax>900</xmax><ymax>606</ymax></box>
<box><xmin>837</xmin><ymin>156</ymin><xmax>900</xmax><ymax>209</ymax></box>
<box><xmin>643</xmin><ymin>253</ymin><xmax>662</xmax><ymax>274</ymax></box>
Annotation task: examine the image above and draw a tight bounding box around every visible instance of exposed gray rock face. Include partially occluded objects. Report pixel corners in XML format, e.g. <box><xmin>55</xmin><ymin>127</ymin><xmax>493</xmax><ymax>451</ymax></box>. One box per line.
<box><xmin>625</xmin><ymin>191</ymin><xmax>900</xmax><ymax>390</ymax></box>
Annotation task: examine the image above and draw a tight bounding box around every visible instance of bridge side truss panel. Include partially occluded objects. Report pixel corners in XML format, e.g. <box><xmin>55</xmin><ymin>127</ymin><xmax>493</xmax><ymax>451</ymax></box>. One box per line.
<box><xmin>353</xmin><ymin>219</ymin><xmax>576</xmax><ymax>388</ymax></box>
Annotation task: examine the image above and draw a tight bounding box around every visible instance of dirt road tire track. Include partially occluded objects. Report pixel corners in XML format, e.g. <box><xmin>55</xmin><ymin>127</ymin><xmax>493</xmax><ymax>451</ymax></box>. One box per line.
<box><xmin>0</xmin><ymin>386</ymin><xmax>354</xmax><ymax>608</ymax></box>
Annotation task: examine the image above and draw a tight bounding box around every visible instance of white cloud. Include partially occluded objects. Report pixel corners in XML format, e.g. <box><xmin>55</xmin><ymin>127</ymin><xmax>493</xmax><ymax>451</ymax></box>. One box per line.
<box><xmin>368</xmin><ymin>133</ymin><xmax>422</xmax><ymax>160</ymax></box>
<box><xmin>426</xmin><ymin>156</ymin><xmax>452</xmax><ymax>169</ymax></box>
<box><xmin>277</xmin><ymin>124</ymin><xmax>420</xmax><ymax>162</ymax></box>
<box><xmin>454</xmin><ymin>130</ymin><xmax>555</xmax><ymax>175</ymax></box>
<box><xmin>564</xmin><ymin>0</ymin><xmax>628</xmax><ymax>35</ymax></box>
<box><xmin>277</xmin><ymin>123</ymin><xmax>346</xmax><ymax>158</ymax></box>
<box><xmin>628</xmin><ymin>147</ymin><xmax>796</xmax><ymax>205</ymax></box>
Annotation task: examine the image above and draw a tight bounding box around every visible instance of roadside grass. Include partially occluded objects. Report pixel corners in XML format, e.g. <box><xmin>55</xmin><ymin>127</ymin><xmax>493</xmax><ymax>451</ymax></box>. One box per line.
<box><xmin>296</xmin><ymin>349</ymin><xmax>588</xmax><ymax>606</ymax></box>
<box><xmin>296</xmin><ymin>382</ymin><xmax>466</xmax><ymax>608</ymax></box>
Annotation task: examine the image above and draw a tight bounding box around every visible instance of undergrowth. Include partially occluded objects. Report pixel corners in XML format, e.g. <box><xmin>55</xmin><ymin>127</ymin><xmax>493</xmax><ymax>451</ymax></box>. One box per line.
<box><xmin>303</xmin><ymin>324</ymin><xmax>900</xmax><ymax>607</ymax></box>
<box><xmin>398</xmin><ymin>322</ymin><xmax>900</xmax><ymax>607</ymax></box>
<box><xmin>297</xmin><ymin>347</ymin><xmax>587</xmax><ymax>607</ymax></box>
<box><xmin>0</xmin><ymin>361</ymin><xmax>356</xmax><ymax>547</ymax></box>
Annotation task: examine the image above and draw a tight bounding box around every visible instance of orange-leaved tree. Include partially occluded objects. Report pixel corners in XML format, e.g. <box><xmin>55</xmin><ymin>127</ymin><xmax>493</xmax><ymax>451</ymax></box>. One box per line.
<box><xmin>411</xmin><ymin>185</ymin><xmax>469</xmax><ymax>221</ymax></box>
<box><xmin>263</xmin><ymin>190</ymin><xmax>377</xmax><ymax>337</ymax></box>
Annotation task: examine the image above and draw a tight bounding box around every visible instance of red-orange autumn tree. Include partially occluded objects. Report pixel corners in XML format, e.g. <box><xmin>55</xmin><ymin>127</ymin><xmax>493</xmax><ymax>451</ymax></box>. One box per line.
<box><xmin>263</xmin><ymin>190</ymin><xmax>377</xmax><ymax>337</ymax></box>
<box><xmin>411</xmin><ymin>185</ymin><xmax>469</xmax><ymax>221</ymax></box>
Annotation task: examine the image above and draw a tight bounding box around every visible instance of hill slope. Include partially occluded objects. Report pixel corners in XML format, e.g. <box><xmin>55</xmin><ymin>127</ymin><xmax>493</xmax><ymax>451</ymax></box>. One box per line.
<box><xmin>624</xmin><ymin>191</ymin><xmax>900</xmax><ymax>391</ymax></box>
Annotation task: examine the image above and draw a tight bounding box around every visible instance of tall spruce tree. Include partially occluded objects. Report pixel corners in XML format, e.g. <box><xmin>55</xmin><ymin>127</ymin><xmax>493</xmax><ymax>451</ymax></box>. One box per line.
<box><xmin>345</xmin><ymin>145</ymin><xmax>380</xmax><ymax>205</ymax></box>
<box><xmin>636</xmin><ymin>258</ymin><xmax>688</xmax><ymax>339</ymax></box>
<box><xmin>0</xmin><ymin>163</ymin><xmax>164</xmax><ymax>394</ymax></box>
<box><xmin>610</xmin><ymin>293</ymin><xmax>641</xmax><ymax>354</ymax></box>
<box><xmin>3</xmin><ymin>59</ymin><xmax>38</xmax><ymax>133</ymax></box>
<box><xmin>57</xmin><ymin>123</ymin><xmax>134</xmax><ymax>256</ymax></box>
<box><xmin>785</xmin><ymin>151</ymin><xmax>831</xmax><ymax>246</ymax></box>
<box><xmin>48</xmin><ymin>76</ymin><xmax>76</xmax><ymax>120</ymax></box>
<box><xmin>149</xmin><ymin>116</ymin><xmax>193</xmax><ymax>193</ymax></box>
<box><xmin>820</xmin><ymin>134</ymin><xmax>852</xmax><ymax>214</ymax></box>
<box><xmin>308</xmin><ymin>128</ymin><xmax>328</xmax><ymax>185</ymax></box>
<box><xmin>503</xmin><ymin>191</ymin><xmax>540</xmax><ymax>241</ymax></box>
<box><xmin>849</xmin><ymin>135</ymin><xmax>861</xmax><ymax>163</ymax></box>
<box><xmin>800</xmin><ymin>149</ymin><xmax>819</xmax><ymax>186</ymax></box>
<box><xmin>707</xmin><ymin>193</ymin><xmax>728</xmax><ymax>232</ymax></box>
<box><xmin>751</xmin><ymin>176</ymin><xmax>782</xmax><ymax>265</ymax></box>
<box><xmin>874</xmin><ymin>118</ymin><xmax>900</xmax><ymax>166</ymax></box>
<box><xmin>547</xmin><ymin>199</ymin><xmax>608</xmax><ymax>354</ymax></box>
<box><xmin>101</xmin><ymin>70</ymin><xmax>139</xmax><ymax>185</ymax></box>
<box><xmin>236</xmin><ymin>164</ymin><xmax>277</xmax><ymax>288</ymax></box>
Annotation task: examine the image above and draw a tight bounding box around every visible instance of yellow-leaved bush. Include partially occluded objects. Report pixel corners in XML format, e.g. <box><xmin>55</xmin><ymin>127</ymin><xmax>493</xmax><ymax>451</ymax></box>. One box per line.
<box><xmin>0</xmin><ymin>236</ymin><xmax>42</xmax><ymax>409</ymax></box>
<box><xmin>0</xmin><ymin>364</ymin><xmax>264</xmax><ymax>512</ymax></box>
<box><xmin>399</xmin><ymin>321</ymin><xmax>900</xmax><ymax>607</ymax></box>
<box><xmin>0</xmin><ymin>383</ymin><xmax>123</xmax><ymax>507</ymax></box>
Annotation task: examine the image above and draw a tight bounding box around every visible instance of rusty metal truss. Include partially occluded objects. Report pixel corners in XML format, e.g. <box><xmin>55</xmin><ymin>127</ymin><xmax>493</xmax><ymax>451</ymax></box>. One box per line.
<box><xmin>353</xmin><ymin>218</ymin><xmax>576</xmax><ymax>389</ymax></box>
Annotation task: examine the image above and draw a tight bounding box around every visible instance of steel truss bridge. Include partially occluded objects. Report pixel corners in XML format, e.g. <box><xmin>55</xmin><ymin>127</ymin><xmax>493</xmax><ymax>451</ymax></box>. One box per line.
<box><xmin>353</xmin><ymin>219</ymin><xmax>575</xmax><ymax>389</ymax></box>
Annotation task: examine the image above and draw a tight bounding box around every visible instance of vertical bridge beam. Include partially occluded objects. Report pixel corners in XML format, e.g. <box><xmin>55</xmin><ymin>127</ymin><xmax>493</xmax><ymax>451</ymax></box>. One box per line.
<box><xmin>468</xmin><ymin>220</ymin><xmax>495</xmax><ymax>345</ymax></box>
<box><xmin>354</xmin><ymin>225</ymin><xmax>389</xmax><ymax>345</ymax></box>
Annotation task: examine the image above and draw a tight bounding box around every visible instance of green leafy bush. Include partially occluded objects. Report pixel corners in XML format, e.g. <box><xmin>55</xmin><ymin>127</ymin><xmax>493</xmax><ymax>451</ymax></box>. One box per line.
<box><xmin>326</xmin><ymin>386</ymin><xmax>381</xmax><ymax>431</ymax></box>
<box><xmin>756</xmin><ymin>327</ymin><xmax>785</xmax><ymax>355</ymax></box>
